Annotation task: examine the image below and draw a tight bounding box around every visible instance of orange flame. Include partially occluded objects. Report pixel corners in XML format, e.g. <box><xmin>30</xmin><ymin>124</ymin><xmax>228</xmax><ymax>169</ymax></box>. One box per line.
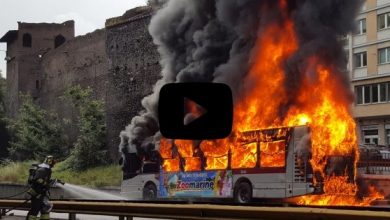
<box><xmin>260</xmin><ymin>141</ymin><xmax>286</xmax><ymax>168</ymax></box>
<box><xmin>174</xmin><ymin>140</ymin><xmax>194</xmax><ymax>158</ymax></box>
<box><xmin>231</xmin><ymin>143</ymin><xmax>257</xmax><ymax>169</ymax></box>
<box><xmin>159</xmin><ymin>138</ymin><xmax>173</xmax><ymax>159</ymax></box>
<box><xmin>184</xmin><ymin>157</ymin><xmax>201</xmax><ymax>172</ymax></box>
<box><xmin>294</xmin><ymin>176</ymin><xmax>384</xmax><ymax>206</ymax></box>
<box><xmin>162</xmin><ymin>158</ymin><xmax>180</xmax><ymax>172</ymax></box>
<box><xmin>200</xmin><ymin>139</ymin><xmax>229</xmax><ymax>170</ymax></box>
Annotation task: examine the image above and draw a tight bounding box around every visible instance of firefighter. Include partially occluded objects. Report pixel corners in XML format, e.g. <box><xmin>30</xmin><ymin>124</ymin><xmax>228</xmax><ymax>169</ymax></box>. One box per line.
<box><xmin>26</xmin><ymin>155</ymin><xmax>63</xmax><ymax>220</ymax></box>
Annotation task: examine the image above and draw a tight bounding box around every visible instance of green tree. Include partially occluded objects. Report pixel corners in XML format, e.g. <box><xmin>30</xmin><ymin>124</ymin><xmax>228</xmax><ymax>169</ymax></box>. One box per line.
<box><xmin>63</xmin><ymin>85</ymin><xmax>108</xmax><ymax>170</ymax></box>
<box><xmin>8</xmin><ymin>94</ymin><xmax>66</xmax><ymax>160</ymax></box>
<box><xmin>0</xmin><ymin>71</ymin><xmax>10</xmax><ymax>159</ymax></box>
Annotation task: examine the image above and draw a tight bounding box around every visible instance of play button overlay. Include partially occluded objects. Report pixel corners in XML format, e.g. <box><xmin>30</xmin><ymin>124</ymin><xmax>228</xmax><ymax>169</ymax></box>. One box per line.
<box><xmin>183</xmin><ymin>97</ymin><xmax>207</xmax><ymax>126</ymax></box>
<box><xmin>159</xmin><ymin>83</ymin><xmax>233</xmax><ymax>140</ymax></box>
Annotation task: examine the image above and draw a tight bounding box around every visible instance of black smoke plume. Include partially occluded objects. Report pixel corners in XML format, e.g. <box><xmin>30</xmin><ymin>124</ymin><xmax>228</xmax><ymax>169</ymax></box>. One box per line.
<box><xmin>120</xmin><ymin>0</ymin><xmax>363</xmax><ymax>155</ymax></box>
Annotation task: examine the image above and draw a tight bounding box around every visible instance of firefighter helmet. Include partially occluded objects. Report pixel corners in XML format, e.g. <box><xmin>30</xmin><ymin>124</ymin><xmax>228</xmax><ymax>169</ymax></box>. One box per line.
<box><xmin>44</xmin><ymin>155</ymin><xmax>56</xmax><ymax>167</ymax></box>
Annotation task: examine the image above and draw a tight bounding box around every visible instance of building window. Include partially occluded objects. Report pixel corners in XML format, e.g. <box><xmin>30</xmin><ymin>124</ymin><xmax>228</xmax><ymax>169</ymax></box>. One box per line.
<box><xmin>386</xmin><ymin>127</ymin><xmax>390</xmax><ymax>146</ymax></box>
<box><xmin>22</xmin><ymin>33</ymin><xmax>32</xmax><ymax>47</ymax></box>
<box><xmin>356</xmin><ymin>18</ymin><xmax>366</xmax><ymax>34</ymax></box>
<box><xmin>380</xmin><ymin>83</ymin><xmax>388</xmax><ymax>102</ymax></box>
<box><xmin>355</xmin><ymin>82</ymin><xmax>390</xmax><ymax>105</ymax></box>
<box><xmin>378</xmin><ymin>12</ymin><xmax>390</xmax><ymax>30</ymax></box>
<box><xmin>363</xmin><ymin>129</ymin><xmax>379</xmax><ymax>145</ymax></box>
<box><xmin>388</xmin><ymin>82</ymin><xmax>390</xmax><ymax>102</ymax></box>
<box><xmin>378</xmin><ymin>47</ymin><xmax>390</xmax><ymax>64</ymax></box>
<box><xmin>54</xmin><ymin>35</ymin><xmax>66</xmax><ymax>48</ymax></box>
<box><xmin>35</xmin><ymin>80</ymin><xmax>40</xmax><ymax>90</ymax></box>
<box><xmin>356</xmin><ymin>86</ymin><xmax>363</xmax><ymax>104</ymax></box>
<box><xmin>372</xmin><ymin>84</ymin><xmax>379</xmax><ymax>103</ymax></box>
<box><xmin>364</xmin><ymin>85</ymin><xmax>371</xmax><ymax>103</ymax></box>
<box><xmin>354</xmin><ymin>52</ymin><xmax>367</xmax><ymax>68</ymax></box>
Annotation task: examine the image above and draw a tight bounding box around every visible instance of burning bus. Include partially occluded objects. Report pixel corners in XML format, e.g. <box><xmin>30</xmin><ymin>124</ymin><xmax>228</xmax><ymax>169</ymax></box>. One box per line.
<box><xmin>120</xmin><ymin>125</ymin><xmax>321</xmax><ymax>203</ymax></box>
<box><xmin>118</xmin><ymin>0</ymin><xmax>385</xmax><ymax>206</ymax></box>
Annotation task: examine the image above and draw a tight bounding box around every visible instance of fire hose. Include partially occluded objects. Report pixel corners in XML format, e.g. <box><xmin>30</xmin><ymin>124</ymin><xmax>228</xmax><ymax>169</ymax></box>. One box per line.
<box><xmin>0</xmin><ymin>188</ymin><xmax>30</xmax><ymax>215</ymax></box>
<box><xmin>0</xmin><ymin>179</ymin><xmax>65</xmax><ymax>215</ymax></box>
<box><xmin>0</xmin><ymin>188</ymin><xmax>29</xmax><ymax>200</ymax></box>
<box><xmin>1</xmin><ymin>198</ymin><xmax>30</xmax><ymax>215</ymax></box>
<box><xmin>0</xmin><ymin>179</ymin><xmax>64</xmax><ymax>200</ymax></box>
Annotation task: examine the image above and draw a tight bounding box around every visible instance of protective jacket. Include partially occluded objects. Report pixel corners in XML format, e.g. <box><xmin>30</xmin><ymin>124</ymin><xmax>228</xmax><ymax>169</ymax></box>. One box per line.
<box><xmin>28</xmin><ymin>163</ymin><xmax>52</xmax><ymax>197</ymax></box>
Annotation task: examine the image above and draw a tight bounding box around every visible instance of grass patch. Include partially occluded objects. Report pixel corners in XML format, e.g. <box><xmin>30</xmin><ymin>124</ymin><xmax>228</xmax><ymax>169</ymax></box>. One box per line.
<box><xmin>53</xmin><ymin>163</ymin><xmax>122</xmax><ymax>187</ymax></box>
<box><xmin>0</xmin><ymin>161</ymin><xmax>122</xmax><ymax>187</ymax></box>
<box><xmin>0</xmin><ymin>161</ymin><xmax>34</xmax><ymax>184</ymax></box>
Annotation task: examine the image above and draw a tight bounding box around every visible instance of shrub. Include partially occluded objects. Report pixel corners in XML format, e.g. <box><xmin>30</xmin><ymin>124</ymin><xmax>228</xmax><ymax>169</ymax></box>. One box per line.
<box><xmin>62</xmin><ymin>86</ymin><xmax>108</xmax><ymax>170</ymax></box>
<box><xmin>8</xmin><ymin>94</ymin><xmax>66</xmax><ymax>160</ymax></box>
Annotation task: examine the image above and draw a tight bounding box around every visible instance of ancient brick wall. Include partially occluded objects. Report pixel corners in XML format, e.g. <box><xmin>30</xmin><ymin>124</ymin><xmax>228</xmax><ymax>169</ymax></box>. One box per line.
<box><xmin>2</xmin><ymin>21</ymin><xmax>75</xmax><ymax>117</ymax></box>
<box><xmin>106</xmin><ymin>14</ymin><xmax>161</xmax><ymax>160</ymax></box>
<box><xmin>40</xmin><ymin>29</ymin><xmax>108</xmax><ymax>146</ymax></box>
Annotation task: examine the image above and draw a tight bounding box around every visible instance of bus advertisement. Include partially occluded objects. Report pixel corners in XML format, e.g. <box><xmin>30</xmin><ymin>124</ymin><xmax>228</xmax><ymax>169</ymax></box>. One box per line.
<box><xmin>159</xmin><ymin>170</ymin><xmax>233</xmax><ymax>198</ymax></box>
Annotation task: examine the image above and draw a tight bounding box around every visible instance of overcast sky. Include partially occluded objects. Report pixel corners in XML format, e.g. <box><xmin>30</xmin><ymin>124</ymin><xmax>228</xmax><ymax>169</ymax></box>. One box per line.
<box><xmin>0</xmin><ymin>0</ymin><xmax>148</xmax><ymax>77</ymax></box>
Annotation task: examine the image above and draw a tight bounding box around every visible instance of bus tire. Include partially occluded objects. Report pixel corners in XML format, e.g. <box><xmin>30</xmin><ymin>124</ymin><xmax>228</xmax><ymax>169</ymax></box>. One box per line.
<box><xmin>143</xmin><ymin>183</ymin><xmax>157</xmax><ymax>200</ymax></box>
<box><xmin>234</xmin><ymin>181</ymin><xmax>252</xmax><ymax>204</ymax></box>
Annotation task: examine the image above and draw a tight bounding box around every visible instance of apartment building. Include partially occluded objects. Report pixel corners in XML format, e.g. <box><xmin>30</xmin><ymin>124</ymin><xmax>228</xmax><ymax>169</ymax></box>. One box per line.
<box><xmin>348</xmin><ymin>0</ymin><xmax>390</xmax><ymax>146</ymax></box>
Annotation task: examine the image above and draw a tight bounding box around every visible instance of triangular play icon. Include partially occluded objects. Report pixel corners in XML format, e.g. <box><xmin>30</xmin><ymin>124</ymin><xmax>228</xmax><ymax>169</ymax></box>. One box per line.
<box><xmin>183</xmin><ymin>97</ymin><xmax>207</xmax><ymax>125</ymax></box>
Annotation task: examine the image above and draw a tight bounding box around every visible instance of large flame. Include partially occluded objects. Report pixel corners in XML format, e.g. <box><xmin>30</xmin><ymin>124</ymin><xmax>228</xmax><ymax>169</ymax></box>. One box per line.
<box><xmin>200</xmin><ymin>139</ymin><xmax>230</xmax><ymax>170</ymax></box>
<box><xmin>260</xmin><ymin>141</ymin><xmax>286</xmax><ymax>168</ymax></box>
<box><xmin>295</xmin><ymin>176</ymin><xmax>384</xmax><ymax>206</ymax></box>
<box><xmin>157</xmin><ymin>0</ymin><xmax>383</xmax><ymax>206</ymax></box>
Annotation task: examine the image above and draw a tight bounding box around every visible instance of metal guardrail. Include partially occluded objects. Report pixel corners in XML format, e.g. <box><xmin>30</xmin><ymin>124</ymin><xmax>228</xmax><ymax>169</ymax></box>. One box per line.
<box><xmin>358</xmin><ymin>160</ymin><xmax>390</xmax><ymax>174</ymax></box>
<box><xmin>1</xmin><ymin>200</ymin><xmax>390</xmax><ymax>220</ymax></box>
<box><xmin>358</xmin><ymin>150</ymin><xmax>390</xmax><ymax>174</ymax></box>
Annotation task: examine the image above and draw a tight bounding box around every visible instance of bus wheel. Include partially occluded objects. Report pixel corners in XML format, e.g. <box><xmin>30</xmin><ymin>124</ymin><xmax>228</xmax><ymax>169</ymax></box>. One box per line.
<box><xmin>143</xmin><ymin>183</ymin><xmax>157</xmax><ymax>200</ymax></box>
<box><xmin>234</xmin><ymin>182</ymin><xmax>252</xmax><ymax>204</ymax></box>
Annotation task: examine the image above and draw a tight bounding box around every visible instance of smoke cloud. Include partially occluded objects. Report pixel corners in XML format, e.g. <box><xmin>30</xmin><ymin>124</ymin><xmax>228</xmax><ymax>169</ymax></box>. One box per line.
<box><xmin>119</xmin><ymin>0</ymin><xmax>363</xmax><ymax>155</ymax></box>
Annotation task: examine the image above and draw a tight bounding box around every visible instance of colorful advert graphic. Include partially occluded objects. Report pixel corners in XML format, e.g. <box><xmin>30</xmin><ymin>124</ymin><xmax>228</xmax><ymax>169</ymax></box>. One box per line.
<box><xmin>159</xmin><ymin>170</ymin><xmax>233</xmax><ymax>198</ymax></box>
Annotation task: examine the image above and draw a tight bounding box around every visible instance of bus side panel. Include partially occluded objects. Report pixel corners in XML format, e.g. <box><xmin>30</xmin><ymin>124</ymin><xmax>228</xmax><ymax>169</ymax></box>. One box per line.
<box><xmin>292</xmin><ymin>182</ymin><xmax>315</xmax><ymax>196</ymax></box>
<box><xmin>234</xmin><ymin>173</ymin><xmax>287</xmax><ymax>198</ymax></box>
<box><xmin>253</xmin><ymin>187</ymin><xmax>287</xmax><ymax>198</ymax></box>
<box><xmin>233</xmin><ymin>174</ymin><xmax>314</xmax><ymax>199</ymax></box>
<box><xmin>120</xmin><ymin>174</ymin><xmax>158</xmax><ymax>199</ymax></box>
<box><xmin>120</xmin><ymin>176</ymin><xmax>143</xmax><ymax>199</ymax></box>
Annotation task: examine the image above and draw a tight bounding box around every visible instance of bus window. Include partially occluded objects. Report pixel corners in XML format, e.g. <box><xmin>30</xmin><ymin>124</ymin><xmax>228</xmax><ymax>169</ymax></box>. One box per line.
<box><xmin>204</xmin><ymin>155</ymin><xmax>228</xmax><ymax>170</ymax></box>
<box><xmin>175</xmin><ymin>140</ymin><xmax>202</xmax><ymax>171</ymax></box>
<box><xmin>143</xmin><ymin>162</ymin><xmax>160</xmax><ymax>174</ymax></box>
<box><xmin>162</xmin><ymin>158</ymin><xmax>180</xmax><ymax>172</ymax></box>
<box><xmin>175</xmin><ymin>140</ymin><xmax>194</xmax><ymax>158</ymax></box>
<box><xmin>260</xmin><ymin>140</ymin><xmax>286</xmax><ymax>167</ymax></box>
<box><xmin>231</xmin><ymin>143</ymin><xmax>257</xmax><ymax>169</ymax></box>
<box><xmin>200</xmin><ymin>139</ymin><xmax>229</xmax><ymax>170</ymax></box>
<box><xmin>160</xmin><ymin>138</ymin><xmax>173</xmax><ymax>159</ymax></box>
<box><xmin>184</xmin><ymin>157</ymin><xmax>201</xmax><ymax>171</ymax></box>
<box><xmin>123</xmin><ymin>153</ymin><xmax>142</xmax><ymax>179</ymax></box>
